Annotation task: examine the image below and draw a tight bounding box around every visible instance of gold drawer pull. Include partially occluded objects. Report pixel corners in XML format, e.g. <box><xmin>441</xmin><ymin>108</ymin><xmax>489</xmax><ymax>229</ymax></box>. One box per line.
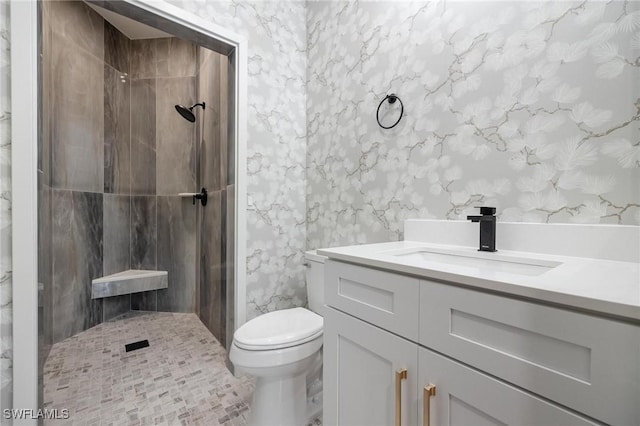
<box><xmin>395</xmin><ymin>368</ymin><xmax>407</xmax><ymax>426</ymax></box>
<box><xmin>423</xmin><ymin>384</ymin><xmax>436</xmax><ymax>426</ymax></box>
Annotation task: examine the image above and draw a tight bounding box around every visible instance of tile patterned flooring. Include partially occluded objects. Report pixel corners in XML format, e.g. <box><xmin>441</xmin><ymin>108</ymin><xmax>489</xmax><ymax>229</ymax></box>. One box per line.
<box><xmin>43</xmin><ymin>312</ymin><xmax>255</xmax><ymax>425</ymax></box>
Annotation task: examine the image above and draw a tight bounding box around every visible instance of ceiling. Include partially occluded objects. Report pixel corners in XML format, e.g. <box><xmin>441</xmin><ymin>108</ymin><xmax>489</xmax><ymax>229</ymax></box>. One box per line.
<box><xmin>85</xmin><ymin>2</ymin><xmax>173</xmax><ymax>40</ymax></box>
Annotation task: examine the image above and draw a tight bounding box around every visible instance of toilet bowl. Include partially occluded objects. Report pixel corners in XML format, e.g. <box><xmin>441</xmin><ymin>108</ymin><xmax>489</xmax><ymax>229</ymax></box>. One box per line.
<box><xmin>229</xmin><ymin>250</ymin><xmax>326</xmax><ymax>426</ymax></box>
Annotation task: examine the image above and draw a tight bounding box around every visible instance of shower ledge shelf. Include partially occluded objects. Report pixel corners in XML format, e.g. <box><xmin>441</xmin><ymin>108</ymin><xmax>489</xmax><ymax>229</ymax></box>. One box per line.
<box><xmin>91</xmin><ymin>270</ymin><xmax>168</xmax><ymax>299</ymax></box>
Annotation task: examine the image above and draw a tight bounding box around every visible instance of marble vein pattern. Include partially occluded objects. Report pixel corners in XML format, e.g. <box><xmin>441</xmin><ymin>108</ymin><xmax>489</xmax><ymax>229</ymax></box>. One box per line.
<box><xmin>130</xmin><ymin>39</ymin><xmax>156</xmax><ymax>79</ymax></box>
<box><xmin>156</xmin><ymin>37</ymin><xmax>197</xmax><ymax>78</ymax></box>
<box><xmin>155</xmin><ymin>77</ymin><xmax>196</xmax><ymax>196</ymax></box>
<box><xmin>169</xmin><ymin>0</ymin><xmax>309</xmax><ymax>320</ymax></box>
<box><xmin>198</xmin><ymin>48</ymin><xmax>223</xmax><ymax>191</ymax></box>
<box><xmin>40</xmin><ymin>0</ymin><xmax>54</xmax><ymax>397</ymax></box>
<box><xmin>156</xmin><ymin>196</ymin><xmax>197</xmax><ymax>313</ymax></box>
<box><xmin>104</xmin><ymin>21</ymin><xmax>130</xmax><ymax>75</ymax></box>
<box><xmin>196</xmin><ymin>47</ymin><xmax>228</xmax><ymax>344</ymax></box>
<box><xmin>0</xmin><ymin>0</ymin><xmax>11</xmax><ymax>410</ymax></box>
<box><xmin>130</xmin><ymin>78</ymin><xmax>157</xmax><ymax>195</ymax></box>
<box><xmin>92</xmin><ymin>271</ymin><xmax>168</xmax><ymax>300</ymax></box>
<box><xmin>49</xmin><ymin>0</ymin><xmax>104</xmax><ymax>59</ymax></box>
<box><xmin>51</xmin><ymin>190</ymin><xmax>104</xmax><ymax>343</ymax></box>
<box><xmin>103</xmin><ymin>195</ymin><xmax>131</xmax><ymax>277</ymax></box>
<box><xmin>43</xmin><ymin>312</ymin><xmax>254</xmax><ymax>425</ymax></box>
<box><xmin>49</xmin><ymin>5</ymin><xmax>104</xmax><ymax>193</ymax></box>
<box><xmin>39</xmin><ymin>183</ymin><xmax>54</xmax><ymax>378</ymax></box>
<box><xmin>104</xmin><ymin>65</ymin><xmax>131</xmax><ymax>195</ymax></box>
<box><xmin>306</xmin><ymin>0</ymin><xmax>640</xmax><ymax>249</ymax></box>
<box><xmin>199</xmin><ymin>190</ymin><xmax>225</xmax><ymax>344</ymax></box>
<box><xmin>130</xmin><ymin>196</ymin><xmax>157</xmax><ymax>270</ymax></box>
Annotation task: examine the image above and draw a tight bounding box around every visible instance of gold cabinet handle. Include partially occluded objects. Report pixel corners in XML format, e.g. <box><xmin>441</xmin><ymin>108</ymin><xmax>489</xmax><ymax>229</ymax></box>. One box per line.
<box><xmin>423</xmin><ymin>384</ymin><xmax>437</xmax><ymax>426</ymax></box>
<box><xmin>395</xmin><ymin>368</ymin><xmax>408</xmax><ymax>426</ymax></box>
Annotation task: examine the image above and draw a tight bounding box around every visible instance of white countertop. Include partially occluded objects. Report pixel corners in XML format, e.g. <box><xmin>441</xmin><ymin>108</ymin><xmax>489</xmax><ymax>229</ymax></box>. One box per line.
<box><xmin>318</xmin><ymin>240</ymin><xmax>640</xmax><ymax>322</ymax></box>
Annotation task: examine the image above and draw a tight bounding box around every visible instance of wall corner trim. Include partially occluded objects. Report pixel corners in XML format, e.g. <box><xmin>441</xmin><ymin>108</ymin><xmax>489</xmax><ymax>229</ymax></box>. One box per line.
<box><xmin>11</xmin><ymin>0</ymin><xmax>39</xmax><ymax>420</ymax></box>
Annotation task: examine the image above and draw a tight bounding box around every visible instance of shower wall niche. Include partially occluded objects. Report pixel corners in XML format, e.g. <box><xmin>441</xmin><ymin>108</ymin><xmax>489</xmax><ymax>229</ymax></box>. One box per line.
<box><xmin>39</xmin><ymin>1</ymin><xmax>230</xmax><ymax>353</ymax></box>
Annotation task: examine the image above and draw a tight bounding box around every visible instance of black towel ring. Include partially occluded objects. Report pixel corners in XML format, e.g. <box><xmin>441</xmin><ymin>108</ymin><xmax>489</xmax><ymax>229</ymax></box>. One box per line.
<box><xmin>376</xmin><ymin>94</ymin><xmax>404</xmax><ymax>129</ymax></box>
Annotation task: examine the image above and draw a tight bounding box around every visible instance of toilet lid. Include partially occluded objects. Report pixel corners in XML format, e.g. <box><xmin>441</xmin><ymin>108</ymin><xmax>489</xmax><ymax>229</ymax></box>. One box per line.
<box><xmin>234</xmin><ymin>307</ymin><xmax>323</xmax><ymax>350</ymax></box>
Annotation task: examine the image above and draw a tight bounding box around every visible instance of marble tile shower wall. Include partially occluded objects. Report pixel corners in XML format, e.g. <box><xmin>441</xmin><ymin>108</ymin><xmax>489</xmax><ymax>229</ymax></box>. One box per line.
<box><xmin>128</xmin><ymin>36</ymin><xmax>199</xmax><ymax>314</ymax></box>
<box><xmin>102</xmin><ymin>20</ymin><xmax>132</xmax><ymax>344</ymax></box>
<box><xmin>306</xmin><ymin>1</ymin><xmax>640</xmax><ymax>248</ymax></box>
<box><xmin>0</xmin><ymin>0</ymin><xmax>11</xmax><ymax>412</ymax></box>
<box><xmin>43</xmin><ymin>1</ymin><xmax>111</xmax><ymax>343</ymax></box>
<box><xmin>41</xmin><ymin>1</ymin><xmax>202</xmax><ymax>344</ymax></box>
<box><xmin>196</xmin><ymin>47</ymin><xmax>229</xmax><ymax>346</ymax></box>
<box><xmin>169</xmin><ymin>0</ymin><xmax>308</xmax><ymax>320</ymax></box>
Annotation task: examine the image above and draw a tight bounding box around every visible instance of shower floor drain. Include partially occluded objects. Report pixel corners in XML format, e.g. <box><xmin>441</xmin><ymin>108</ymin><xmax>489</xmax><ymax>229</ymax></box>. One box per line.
<box><xmin>125</xmin><ymin>339</ymin><xmax>149</xmax><ymax>352</ymax></box>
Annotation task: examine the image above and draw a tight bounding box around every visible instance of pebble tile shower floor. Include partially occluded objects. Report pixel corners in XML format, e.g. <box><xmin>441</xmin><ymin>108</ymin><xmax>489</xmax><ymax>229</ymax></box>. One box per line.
<box><xmin>43</xmin><ymin>311</ymin><xmax>320</xmax><ymax>425</ymax></box>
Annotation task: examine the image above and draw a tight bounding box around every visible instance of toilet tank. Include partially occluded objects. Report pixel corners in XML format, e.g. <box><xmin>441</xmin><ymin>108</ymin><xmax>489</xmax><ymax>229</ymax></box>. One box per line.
<box><xmin>304</xmin><ymin>250</ymin><xmax>327</xmax><ymax>316</ymax></box>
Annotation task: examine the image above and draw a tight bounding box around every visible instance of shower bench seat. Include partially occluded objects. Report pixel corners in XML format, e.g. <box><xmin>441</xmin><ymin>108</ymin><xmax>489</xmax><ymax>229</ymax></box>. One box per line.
<box><xmin>91</xmin><ymin>270</ymin><xmax>168</xmax><ymax>299</ymax></box>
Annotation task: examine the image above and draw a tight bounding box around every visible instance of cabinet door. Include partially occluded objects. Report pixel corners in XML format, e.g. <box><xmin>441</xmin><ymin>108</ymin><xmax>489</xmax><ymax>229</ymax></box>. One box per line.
<box><xmin>419</xmin><ymin>279</ymin><xmax>640</xmax><ymax>425</ymax></box>
<box><xmin>418</xmin><ymin>348</ymin><xmax>599</xmax><ymax>426</ymax></box>
<box><xmin>324</xmin><ymin>307</ymin><xmax>419</xmax><ymax>426</ymax></box>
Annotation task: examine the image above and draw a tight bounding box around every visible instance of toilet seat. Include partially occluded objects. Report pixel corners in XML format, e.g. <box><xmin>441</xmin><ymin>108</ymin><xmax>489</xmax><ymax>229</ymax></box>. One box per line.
<box><xmin>234</xmin><ymin>307</ymin><xmax>323</xmax><ymax>351</ymax></box>
<box><xmin>230</xmin><ymin>334</ymin><xmax>323</xmax><ymax>371</ymax></box>
<box><xmin>235</xmin><ymin>329</ymin><xmax>323</xmax><ymax>351</ymax></box>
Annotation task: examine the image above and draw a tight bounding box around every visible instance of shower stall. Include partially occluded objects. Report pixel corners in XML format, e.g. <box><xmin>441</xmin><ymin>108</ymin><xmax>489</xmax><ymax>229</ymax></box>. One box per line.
<box><xmin>37</xmin><ymin>0</ymin><xmax>237</xmax><ymax>404</ymax></box>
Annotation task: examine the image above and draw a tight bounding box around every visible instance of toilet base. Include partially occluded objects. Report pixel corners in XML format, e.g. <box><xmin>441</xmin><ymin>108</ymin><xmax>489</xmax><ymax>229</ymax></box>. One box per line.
<box><xmin>249</xmin><ymin>370</ymin><xmax>307</xmax><ymax>426</ymax></box>
<box><xmin>306</xmin><ymin>359</ymin><xmax>323</xmax><ymax>423</ymax></box>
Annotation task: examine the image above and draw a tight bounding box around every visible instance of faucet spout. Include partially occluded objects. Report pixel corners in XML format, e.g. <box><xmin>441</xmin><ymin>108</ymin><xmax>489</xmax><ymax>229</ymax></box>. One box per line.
<box><xmin>467</xmin><ymin>207</ymin><xmax>497</xmax><ymax>252</ymax></box>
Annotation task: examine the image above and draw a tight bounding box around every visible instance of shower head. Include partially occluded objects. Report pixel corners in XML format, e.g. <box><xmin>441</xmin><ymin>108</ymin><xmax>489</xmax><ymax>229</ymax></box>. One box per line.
<box><xmin>175</xmin><ymin>104</ymin><xmax>196</xmax><ymax>122</ymax></box>
<box><xmin>174</xmin><ymin>102</ymin><xmax>205</xmax><ymax>122</ymax></box>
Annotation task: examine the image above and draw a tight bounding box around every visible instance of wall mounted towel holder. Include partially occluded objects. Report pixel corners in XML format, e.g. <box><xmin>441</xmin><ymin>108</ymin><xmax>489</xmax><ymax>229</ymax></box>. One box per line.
<box><xmin>376</xmin><ymin>93</ymin><xmax>404</xmax><ymax>129</ymax></box>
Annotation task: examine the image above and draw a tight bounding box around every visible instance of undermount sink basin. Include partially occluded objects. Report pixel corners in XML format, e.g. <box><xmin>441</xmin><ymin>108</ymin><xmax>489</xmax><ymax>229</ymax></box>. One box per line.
<box><xmin>391</xmin><ymin>248</ymin><xmax>561</xmax><ymax>276</ymax></box>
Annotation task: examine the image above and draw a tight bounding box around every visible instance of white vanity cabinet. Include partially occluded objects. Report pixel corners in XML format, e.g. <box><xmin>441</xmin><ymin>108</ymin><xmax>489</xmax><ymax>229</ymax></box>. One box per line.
<box><xmin>323</xmin><ymin>259</ymin><xmax>639</xmax><ymax>426</ymax></box>
<box><xmin>324</xmin><ymin>308</ymin><xmax>419</xmax><ymax>426</ymax></box>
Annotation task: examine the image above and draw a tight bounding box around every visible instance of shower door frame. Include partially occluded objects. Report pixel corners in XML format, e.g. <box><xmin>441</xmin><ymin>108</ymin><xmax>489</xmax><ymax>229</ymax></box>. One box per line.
<box><xmin>10</xmin><ymin>0</ymin><xmax>248</xmax><ymax>415</ymax></box>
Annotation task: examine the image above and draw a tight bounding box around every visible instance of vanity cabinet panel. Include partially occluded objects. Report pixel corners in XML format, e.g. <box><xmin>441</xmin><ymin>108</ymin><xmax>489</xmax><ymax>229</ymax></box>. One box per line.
<box><xmin>324</xmin><ymin>307</ymin><xmax>419</xmax><ymax>426</ymax></box>
<box><xmin>418</xmin><ymin>347</ymin><xmax>599</xmax><ymax>426</ymax></box>
<box><xmin>325</xmin><ymin>259</ymin><xmax>420</xmax><ymax>340</ymax></box>
<box><xmin>419</xmin><ymin>279</ymin><xmax>640</xmax><ymax>426</ymax></box>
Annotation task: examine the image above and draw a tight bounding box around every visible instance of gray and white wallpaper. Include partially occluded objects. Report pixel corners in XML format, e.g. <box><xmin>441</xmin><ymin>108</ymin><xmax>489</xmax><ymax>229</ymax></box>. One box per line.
<box><xmin>0</xmin><ymin>0</ymin><xmax>11</xmax><ymax>412</ymax></box>
<box><xmin>307</xmin><ymin>0</ymin><xmax>640</xmax><ymax>248</ymax></box>
<box><xmin>170</xmin><ymin>0</ymin><xmax>308</xmax><ymax>320</ymax></box>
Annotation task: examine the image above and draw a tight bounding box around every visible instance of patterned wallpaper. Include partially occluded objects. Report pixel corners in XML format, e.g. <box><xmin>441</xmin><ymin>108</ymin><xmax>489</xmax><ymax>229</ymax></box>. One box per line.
<box><xmin>168</xmin><ymin>1</ymin><xmax>308</xmax><ymax>320</ymax></box>
<box><xmin>306</xmin><ymin>1</ymin><xmax>640</xmax><ymax>249</ymax></box>
<box><xmin>0</xmin><ymin>0</ymin><xmax>11</xmax><ymax>412</ymax></box>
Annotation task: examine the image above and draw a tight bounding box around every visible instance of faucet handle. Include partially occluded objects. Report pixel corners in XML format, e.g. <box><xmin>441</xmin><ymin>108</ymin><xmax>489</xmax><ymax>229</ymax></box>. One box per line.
<box><xmin>476</xmin><ymin>206</ymin><xmax>496</xmax><ymax>216</ymax></box>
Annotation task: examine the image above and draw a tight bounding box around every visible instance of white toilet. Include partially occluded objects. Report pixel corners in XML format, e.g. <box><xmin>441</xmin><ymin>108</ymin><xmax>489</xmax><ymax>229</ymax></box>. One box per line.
<box><xmin>229</xmin><ymin>250</ymin><xmax>326</xmax><ymax>426</ymax></box>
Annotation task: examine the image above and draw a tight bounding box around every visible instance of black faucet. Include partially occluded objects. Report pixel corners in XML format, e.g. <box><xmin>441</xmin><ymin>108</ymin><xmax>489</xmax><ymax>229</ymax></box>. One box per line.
<box><xmin>467</xmin><ymin>207</ymin><xmax>497</xmax><ymax>252</ymax></box>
